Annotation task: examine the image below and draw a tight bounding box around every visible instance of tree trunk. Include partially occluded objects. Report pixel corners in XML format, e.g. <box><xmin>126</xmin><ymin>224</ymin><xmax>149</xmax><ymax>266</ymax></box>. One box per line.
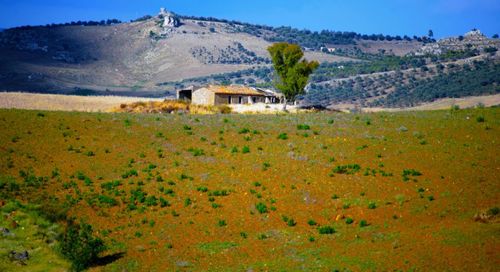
<box><xmin>282</xmin><ymin>97</ymin><xmax>287</xmax><ymax>111</ymax></box>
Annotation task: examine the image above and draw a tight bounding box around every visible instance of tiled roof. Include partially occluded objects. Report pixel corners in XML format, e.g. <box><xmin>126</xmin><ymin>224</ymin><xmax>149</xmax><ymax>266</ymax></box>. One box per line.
<box><xmin>206</xmin><ymin>85</ymin><xmax>265</xmax><ymax>96</ymax></box>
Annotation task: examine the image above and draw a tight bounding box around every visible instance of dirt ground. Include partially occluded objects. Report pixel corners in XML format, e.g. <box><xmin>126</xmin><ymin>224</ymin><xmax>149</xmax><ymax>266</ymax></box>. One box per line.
<box><xmin>0</xmin><ymin>107</ymin><xmax>498</xmax><ymax>271</ymax></box>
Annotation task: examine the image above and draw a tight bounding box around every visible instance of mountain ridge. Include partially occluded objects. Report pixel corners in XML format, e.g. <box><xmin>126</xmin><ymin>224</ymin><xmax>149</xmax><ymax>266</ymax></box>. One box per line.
<box><xmin>0</xmin><ymin>8</ymin><xmax>498</xmax><ymax>108</ymax></box>
<box><xmin>0</xmin><ymin>8</ymin><xmax>423</xmax><ymax>96</ymax></box>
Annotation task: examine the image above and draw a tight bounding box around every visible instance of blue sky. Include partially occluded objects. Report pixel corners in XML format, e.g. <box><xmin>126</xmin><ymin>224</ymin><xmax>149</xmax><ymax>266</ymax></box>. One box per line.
<box><xmin>0</xmin><ymin>0</ymin><xmax>499</xmax><ymax>38</ymax></box>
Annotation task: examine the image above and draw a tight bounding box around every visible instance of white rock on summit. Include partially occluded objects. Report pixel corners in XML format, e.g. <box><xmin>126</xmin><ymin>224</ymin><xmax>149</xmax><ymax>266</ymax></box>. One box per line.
<box><xmin>464</xmin><ymin>29</ymin><xmax>483</xmax><ymax>37</ymax></box>
<box><xmin>414</xmin><ymin>29</ymin><xmax>499</xmax><ymax>56</ymax></box>
<box><xmin>159</xmin><ymin>7</ymin><xmax>180</xmax><ymax>28</ymax></box>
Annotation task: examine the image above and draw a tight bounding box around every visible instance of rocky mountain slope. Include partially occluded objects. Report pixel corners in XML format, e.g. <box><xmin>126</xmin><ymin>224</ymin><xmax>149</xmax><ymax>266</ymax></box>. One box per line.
<box><xmin>0</xmin><ymin>9</ymin><xmax>353</xmax><ymax>96</ymax></box>
<box><xmin>0</xmin><ymin>8</ymin><xmax>498</xmax><ymax>108</ymax></box>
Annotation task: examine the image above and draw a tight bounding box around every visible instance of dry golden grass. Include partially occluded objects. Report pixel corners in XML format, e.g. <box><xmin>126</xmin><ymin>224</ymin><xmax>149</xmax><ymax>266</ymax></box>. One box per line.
<box><xmin>362</xmin><ymin>94</ymin><xmax>500</xmax><ymax>112</ymax></box>
<box><xmin>0</xmin><ymin>92</ymin><xmax>163</xmax><ymax>112</ymax></box>
<box><xmin>112</xmin><ymin>99</ymin><xmax>232</xmax><ymax>114</ymax></box>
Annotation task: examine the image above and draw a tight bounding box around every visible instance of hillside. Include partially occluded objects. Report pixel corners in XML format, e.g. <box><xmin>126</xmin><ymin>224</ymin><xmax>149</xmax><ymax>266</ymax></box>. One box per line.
<box><xmin>0</xmin><ymin>9</ymin><xmax>499</xmax><ymax>109</ymax></box>
<box><xmin>0</xmin><ymin>9</ymin><xmax>353</xmax><ymax>96</ymax></box>
<box><xmin>302</xmin><ymin>52</ymin><xmax>500</xmax><ymax>109</ymax></box>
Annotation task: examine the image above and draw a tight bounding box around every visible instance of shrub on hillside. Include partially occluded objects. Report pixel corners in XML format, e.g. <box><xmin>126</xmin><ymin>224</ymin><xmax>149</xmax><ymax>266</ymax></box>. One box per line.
<box><xmin>318</xmin><ymin>225</ymin><xmax>335</xmax><ymax>234</ymax></box>
<box><xmin>60</xmin><ymin>221</ymin><xmax>106</xmax><ymax>271</ymax></box>
<box><xmin>332</xmin><ymin>164</ymin><xmax>361</xmax><ymax>175</ymax></box>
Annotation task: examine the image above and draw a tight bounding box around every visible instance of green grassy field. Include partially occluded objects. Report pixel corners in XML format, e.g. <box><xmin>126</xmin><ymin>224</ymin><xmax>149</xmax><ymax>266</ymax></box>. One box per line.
<box><xmin>0</xmin><ymin>108</ymin><xmax>499</xmax><ymax>271</ymax></box>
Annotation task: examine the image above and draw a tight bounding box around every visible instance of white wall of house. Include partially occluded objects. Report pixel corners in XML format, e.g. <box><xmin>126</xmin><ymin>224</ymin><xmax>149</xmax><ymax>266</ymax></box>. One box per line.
<box><xmin>192</xmin><ymin>88</ymin><xmax>215</xmax><ymax>105</ymax></box>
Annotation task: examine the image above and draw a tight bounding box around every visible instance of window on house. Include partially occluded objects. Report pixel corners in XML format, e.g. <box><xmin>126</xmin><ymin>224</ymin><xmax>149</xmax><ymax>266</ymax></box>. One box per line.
<box><xmin>228</xmin><ymin>96</ymin><xmax>231</xmax><ymax>104</ymax></box>
<box><xmin>238</xmin><ymin>96</ymin><xmax>242</xmax><ymax>104</ymax></box>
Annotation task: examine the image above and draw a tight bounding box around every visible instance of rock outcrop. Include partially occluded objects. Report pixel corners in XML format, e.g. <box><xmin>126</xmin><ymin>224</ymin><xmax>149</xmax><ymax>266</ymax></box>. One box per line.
<box><xmin>415</xmin><ymin>29</ymin><xmax>499</xmax><ymax>55</ymax></box>
<box><xmin>159</xmin><ymin>8</ymin><xmax>180</xmax><ymax>28</ymax></box>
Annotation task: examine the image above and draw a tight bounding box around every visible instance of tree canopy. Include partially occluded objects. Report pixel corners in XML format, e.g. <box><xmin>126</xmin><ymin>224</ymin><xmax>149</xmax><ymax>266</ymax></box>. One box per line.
<box><xmin>268</xmin><ymin>42</ymin><xmax>319</xmax><ymax>101</ymax></box>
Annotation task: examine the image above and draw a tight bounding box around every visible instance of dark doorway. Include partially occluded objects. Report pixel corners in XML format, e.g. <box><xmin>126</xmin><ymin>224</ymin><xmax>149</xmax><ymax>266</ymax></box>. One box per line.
<box><xmin>178</xmin><ymin>89</ymin><xmax>192</xmax><ymax>101</ymax></box>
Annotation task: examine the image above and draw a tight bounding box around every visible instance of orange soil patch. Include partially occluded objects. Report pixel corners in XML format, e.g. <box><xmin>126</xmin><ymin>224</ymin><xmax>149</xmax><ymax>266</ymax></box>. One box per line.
<box><xmin>0</xmin><ymin>108</ymin><xmax>498</xmax><ymax>271</ymax></box>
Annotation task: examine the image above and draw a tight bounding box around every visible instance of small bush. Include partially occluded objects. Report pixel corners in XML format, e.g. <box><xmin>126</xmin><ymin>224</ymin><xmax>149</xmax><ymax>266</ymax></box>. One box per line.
<box><xmin>488</xmin><ymin>207</ymin><xmax>499</xmax><ymax>216</ymax></box>
<box><xmin>187</xmin><ymin>147</ymin><xmax>205</xmax><ymax>156</ymax></box>
<box><xmin>332</xmin><ymin>164</ymin><xmax>361</xmax><ymax>175</ymax></box>
<box><xmin>218</xmin><ymin>105</ymin><xmax>232</xmax><ymax>114</ymax></box>
<box><xmin>286</xmin><ymin>218</ymin><xmax>297</xmax><ymax>227</ymax></box>
<box><xmin>359</xmin><ymin>220</ymin><xmax>369</xmax><ymax>227</ymax></box>
<box><xmin>124</xmin><ymin>118</ymin><xmax>132</xmax><ymax>127</ymax></box>
<box><xmin>145</xmin><ymin>196</ymin><xmax>158</xmax><ymax>206</ymax></box>
<box><xmin>0</xmin><ymin>176</ymin><xmax>20</xmax><ymax>197</ymax></box>
<box><xmin>20</xmin><ymin>169</ymin><xmax>47</xmax><ymax>187</ymax></box>
<box><xmin>368</xmin><ymin>202</ymin><xmax>377</xmax><ymax>209</ymax></box>
<box><xmin>476</xmin><ymin>116</ymin><xmax>485</xmax><ymax>123</ymax></box>
<box><xmin>307</xmin><ymin>219</ymin><xmax>317</xmax><ymax>226</ymax></box>
<box><xmin>242</xmin><ymin>146</ymin><xmax>250</xmax><ymax>154</ymax></box>
<box><xmin>122</xmin><ymin>169</ymin><xmax>138</xmax><ymax>179</ymax></box>
<box><xmin>297</xmin><ymin>124</ymin><xmax>311</xmax><ymax>130</ymax></box>
<box><xmin>255</xmin><ymin>202</ymin><xmax>268</xmax><ymax>214</ymax></box>
<box><xmin>218</xmin><ymin>219</ymin><xmax>227</xmax><ymax>227</ymax></box>
<box><xmin>97</xmin><ymin>195</ymin><xmax>118</xmax><ymax>207</ymax></box>
<box><xmin>197</xmin><ymin>186</ymin><xmax>209</xmax><ymax>192</ymax></box>
<box><xmin>257</xmin><ymin>233</ymin><xmax>268</xmax><ymax>240</ymax></box>
<box><xmin>239</xmin><ymin>128</ymin><xmax>250</xmax><ymax>134</ymax></box>
<box><xmin>345</xmin><ymin>218</ymin><xmax>354</xmax><ymax>224</ymax></box>
<box><xmin>101</xmin><ymin>180</ymin><xmax>121</xmax><ymax>191</ymax></box>
<box><xmin>402</xmin><ymin>169</ymin><xmax>422</xmax><ymax>181</ymax></box>
<box><xmin>277</xmin><ymin>133</ymin><xmax>288</xmax><ymax>140</ymax></box>
<box><xmin>60</xmin><ymin>222</ymin><xmax>106</xmax><ymax>271</ymax></box>
<box><xmin>318</xmin><ymin>226</ymin><xmax>335</xmax><ymax>234</ymax></box>
<box><xmin>209</xmin><ymin>190</ymin><xmax>229</xmax><ymax>197</ymax></box>
<box><xmin>179</xmin><ymin>173</ymin><xmax>193</xmax><ymax>180</ymax></box>
<box><xmin>164</xmin><ymin>188</ymin><xmax>175</xmax><ymax>196</ymax></box>
<box><xmin>159</xmin><ymin>197</ymin><xmax>170</xmax><ymax>207</ymax></box>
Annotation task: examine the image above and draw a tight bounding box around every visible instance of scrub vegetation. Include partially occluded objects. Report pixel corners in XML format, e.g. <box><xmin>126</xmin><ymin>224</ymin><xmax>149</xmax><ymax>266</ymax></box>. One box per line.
<box><xmin>0</xmin><ymin>107</ymin><xmax>498</xmax><ymax>271</ymax></box>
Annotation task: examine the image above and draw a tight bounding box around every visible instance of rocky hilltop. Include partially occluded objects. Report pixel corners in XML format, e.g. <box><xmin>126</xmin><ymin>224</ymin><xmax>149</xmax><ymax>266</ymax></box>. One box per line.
<box><xmin>0</xmin><ymin>8</ymin><xmax>498</xmax><ymax>101</ymax></box>
<box><xmin>159</xmin><ymin>8</ymin><xmax>181</xmax><ymax>28</ymax></box>
<box><xmin>0</xmin><ymin>8</ymin><xmax>348</xmax><ymax>96</ymax></box>
<box><xmin>416</xmin><ymin>30</ymin><xmax>500</xmax><ymax>55</ymax></box>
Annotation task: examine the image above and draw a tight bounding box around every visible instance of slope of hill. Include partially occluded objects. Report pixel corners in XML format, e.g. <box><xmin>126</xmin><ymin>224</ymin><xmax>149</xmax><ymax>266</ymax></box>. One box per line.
<box><xmin>301</xmin><ymin>53</ymin><xmax>500</xmax><ymax>109</ymax></box>
<box><xmin>0</xmin><ymin>10</ymin><xmax>353</xmax><ymax>96</ymax></box>
<box><xmin>0</xmin><ymin>8</ymin><xmax>499</xmax><ymax>109</ymax></box>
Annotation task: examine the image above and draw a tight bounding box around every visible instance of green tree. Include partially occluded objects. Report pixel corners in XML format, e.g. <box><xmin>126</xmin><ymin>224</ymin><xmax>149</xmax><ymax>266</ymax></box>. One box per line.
<box><xmin>267</xmin><ymin>42</ymin><xmax>319</xmax><ymax>106</ymax></box>
<box><xmin>428</xmin><ymin>29</ymin><xmax>434</xmax><ymax>38</ymax></box>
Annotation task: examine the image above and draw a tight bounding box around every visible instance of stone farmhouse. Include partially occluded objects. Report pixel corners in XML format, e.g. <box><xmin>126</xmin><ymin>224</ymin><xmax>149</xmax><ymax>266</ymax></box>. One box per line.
<box><xmin>177</xmin><ymin>85</ymin><xmax>283</xmax><ymax>106</ymax></box>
